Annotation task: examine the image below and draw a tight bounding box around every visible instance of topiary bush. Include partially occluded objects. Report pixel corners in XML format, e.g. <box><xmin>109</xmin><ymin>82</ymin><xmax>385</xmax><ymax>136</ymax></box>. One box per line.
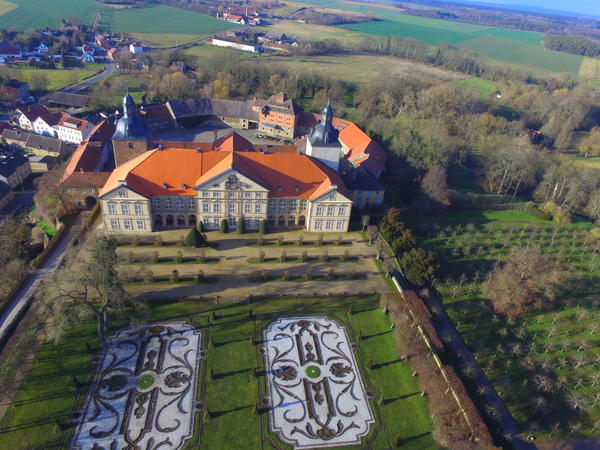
<box><xmin>259</xmin><ymin>219</ymin><xmax>267</xmax><ymax>235</ymax></box>
<box><xmin>237</xmin><ymin>219</ymin><xmax>244</xmax><ymax>234</ymax></box>
<box><xmin>184</xmin><ymin>227</ymin><xmax>201</xmax><ymax>248</ymax></box>
<box><xmin>220</xmin><ymin>219</ymin><xmax>228</xmax><ymax>233</ymax></box>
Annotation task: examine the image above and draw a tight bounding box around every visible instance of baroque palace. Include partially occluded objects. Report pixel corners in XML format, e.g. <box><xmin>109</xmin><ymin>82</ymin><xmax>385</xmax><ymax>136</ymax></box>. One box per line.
<box><xmin>61</xmin><ymin>92</ymin><xmax>387</xmax><ymax>233</ymax></box>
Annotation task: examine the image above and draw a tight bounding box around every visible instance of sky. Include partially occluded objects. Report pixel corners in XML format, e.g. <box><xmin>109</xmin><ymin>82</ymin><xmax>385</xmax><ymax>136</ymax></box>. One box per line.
<box><xmin>449</xmin><ymin>0</ymin><xmax>600</xmax><ymax>18</ymax></box>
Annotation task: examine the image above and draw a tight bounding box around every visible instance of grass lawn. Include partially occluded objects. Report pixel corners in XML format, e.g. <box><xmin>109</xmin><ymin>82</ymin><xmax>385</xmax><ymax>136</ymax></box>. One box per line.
<box><xmin>266</xmin><ymin>20</ymin><xmax>371</xmax><ymax>42</ymax></box>
<box><xmin>0</xmin><ymin>0</ymin><xmax>17</xmax><ymax>16</ymax></box>
<box><xmin>130</xmin><ymin>33</ymin><xmax>205</xmax><ymax>48</ymax></box>
<box><xmin>0</xmin><ymin>0</ymin><xmax>100</xmax><ymax>29</ymax></box>
<box><xmin>13</xmin><ymin>68</ymin><xmax>94</xmax><ymax>90</ymax></box>
<box><xmin>409</xmin><ymin>208</ymin><xmax>599</xmax><ymax>439</ymax></box>
<box><xmin>0</xmin><ymin>294</ymin><xmax>434</xmax><ymax>448</ymax></box>
<box><xmin>448</xmin><ymin>77</ymin><xmax>502</xmax><ymax>96</ymax></box>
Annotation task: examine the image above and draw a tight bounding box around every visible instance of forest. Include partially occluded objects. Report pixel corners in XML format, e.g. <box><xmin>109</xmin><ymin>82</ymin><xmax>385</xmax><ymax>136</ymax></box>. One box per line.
<box><xmin>543</xmin><ymin>34</ymin><xmax>600</xmax><ymax>58</ymax></box>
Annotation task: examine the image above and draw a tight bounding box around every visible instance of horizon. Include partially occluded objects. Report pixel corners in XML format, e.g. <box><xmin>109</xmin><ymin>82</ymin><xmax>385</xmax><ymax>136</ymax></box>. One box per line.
<box><xmin>447</xmin><ymin>0</ymin><xmax>600</xmax><ymax>19</ymax></box>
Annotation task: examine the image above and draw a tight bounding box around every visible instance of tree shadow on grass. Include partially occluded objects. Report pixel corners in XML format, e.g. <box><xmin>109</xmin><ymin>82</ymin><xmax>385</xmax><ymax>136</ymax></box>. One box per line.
<box><xmin>362</xmin><ymin>330</ymin><xmax>392</xmax><ymax>340</ymax></box>
<box><xmin>371</xmin><ymin>359</ymin><xmax>400</xmax><ymax>370</ymax></box>
<box><xmin>214</xmin><ymin>368</ymin><xmax>251</xmax><ymax>379</ymax></box>
<box><xmin>211</xmin><ymin>404</ymin><xmax>252</xmax><ymax>418</ymax></box>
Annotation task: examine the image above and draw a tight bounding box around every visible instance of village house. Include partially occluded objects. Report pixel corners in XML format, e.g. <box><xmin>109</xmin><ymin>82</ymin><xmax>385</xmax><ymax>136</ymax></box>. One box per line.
<box><xmin>0</xmin><ymin>180</ymin><xmax>14</xmax><ymax>210</ymax></box>
<box><xmin>32</xmin><ymin>112</ymin><xmax>63</xmax><ymax>137</ymax></box>
<box><xmin>2</xmin><ymin>129</ymin><xmax>76</xmax><ymax>158</ymax></box>
<box><xmin>56</xmin><ymin>115</ymin><xmax>94</xmax><ymax>144</ymax></box>
<box><xmin>0</xmin><ymin>80</ymin><xmax>29</xmax><ymax>106</ymax></box>
<box><xmin>253</xmin><ymin>92</ymin><xmax>301</xmax><ymax>139</ymax></box>
<box><xmin>29</xmin><ymin>155</ymin><xmax>56</xmax><ymax>173</ymax></box>
<box><xmin>0</xmin><ymin>45</ymin><xmax>22</xmax><ymax>60</ymax></box>
<box><xmin>0</xmin><ymin>153</ymin><xmax>31</xmax><ymax>189</ymax></box>
<box><xmin>15</xmin><ymin>105</ymin><xmax>47</xmax><ymax>131</ymax></box>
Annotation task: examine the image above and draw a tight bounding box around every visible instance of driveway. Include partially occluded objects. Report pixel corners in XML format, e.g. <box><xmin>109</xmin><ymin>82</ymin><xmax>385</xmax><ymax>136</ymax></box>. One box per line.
<box><xmin>0</xmin><ymin>216</ymin><xmax>80</xmax><ymax>346</ymax></box>
<box><xmin>61</xmin><ymin>62</ymin><xmax>115</xmax><ymax>93</ymax></box>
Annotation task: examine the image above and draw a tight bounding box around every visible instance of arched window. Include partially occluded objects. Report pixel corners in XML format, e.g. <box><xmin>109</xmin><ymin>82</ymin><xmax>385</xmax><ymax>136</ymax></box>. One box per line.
<box><xmin>298</xmin><ymin>215</ymin><xmax>306</xmax><ymax>226</ymax></box>
<box><xmin>177</xmin><ymin>215</ymin><xmax>186</xmax><ymax>226</ymax></box>
<box><xmin>154</xmin><ymin>214</ymin><xmax>163</xmax><ymax>226</ymax></box>
<box><xmin>287</xmin><ymin>215</ymin><xmax>295</xmax><ymax>226</ymax></box>
<box><xmin>189</xmin><ymin>215</ymin><xmax>197</xmax><ymax>226</ymax></box>
<box><xmin>166</xmin><ymin>215</ymin><xmax>174</xmax><ymax>226</ymax></box>
<box><xmin>278</xmin><ymin>215</ymin><xmax>285</xmax><ymax>226</ymax></box>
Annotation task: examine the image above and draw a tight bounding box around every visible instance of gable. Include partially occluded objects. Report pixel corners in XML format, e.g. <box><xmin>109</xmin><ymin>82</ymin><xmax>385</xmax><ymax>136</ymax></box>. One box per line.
<box><xmin>99</xmin><ymin>184</ymin><xmax>148</xmax><ymax>201</ymax></box>
<box><xmin>195</xmin><ymin>168</ymin><xmax>268</xmax><ymax>192</ymax></box>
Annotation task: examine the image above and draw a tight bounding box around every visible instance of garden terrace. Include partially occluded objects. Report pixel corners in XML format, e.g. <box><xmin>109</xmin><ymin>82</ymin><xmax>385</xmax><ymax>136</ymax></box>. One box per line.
<box><xmin>0</xmin><ymin>295</ymin><xmax>435</xmax><ymax>449</ymax></box>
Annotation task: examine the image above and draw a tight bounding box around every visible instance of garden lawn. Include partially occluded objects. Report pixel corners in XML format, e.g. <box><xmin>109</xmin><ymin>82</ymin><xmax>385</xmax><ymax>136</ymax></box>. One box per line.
<box><xmin>15</xmin><ymin>68</ymin><xmax>94</xmax><ymax>91</ymax></box>
<box><xmin>0</xmin><ymin>295</ymin><xmax>435</xmax><ymax>448</ymax></box>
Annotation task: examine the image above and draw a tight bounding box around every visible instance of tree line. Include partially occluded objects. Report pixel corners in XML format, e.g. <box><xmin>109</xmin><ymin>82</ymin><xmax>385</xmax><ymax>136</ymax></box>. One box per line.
<box><xmin>543</xmin><ymin>34</ymin><xmax>600</xmax><ymax>57</ymax></box>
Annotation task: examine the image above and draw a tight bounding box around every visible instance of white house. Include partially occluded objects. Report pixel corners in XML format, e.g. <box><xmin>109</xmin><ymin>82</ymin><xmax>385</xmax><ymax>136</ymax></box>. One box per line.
<box><xmin>56</xmin><ymin>115</ymin><xmax>94</xmax><ymax>144</ymax></box>
<box><xmin>35</xmin><ymin>43</ymin><xmax>49</xmax><ymax>54</ymax></box>
<box><xmin>16</xmin><ymin>106</ymin><xmax>48</xmax><ymax>131</ymax></box>
<box><xmin>32</xmin><ymin>112</ymin><xmax>62</xmax><ymax>137</ymax></box>
<box><xmin>129</xmin><ymin>43</ymin><xmax>144</xmax><ymax>55</ymax></box>
<box><xmin>211</xmin><ymin>39</ymin><xmax>262</xmax><ymax>53</ymax></box>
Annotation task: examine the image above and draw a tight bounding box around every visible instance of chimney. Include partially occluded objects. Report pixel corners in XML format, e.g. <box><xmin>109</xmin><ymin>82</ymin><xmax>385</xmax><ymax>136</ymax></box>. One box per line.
<box><xmin>196</xmin><ymin>147</ymin><xmax>202</xmax><ymax>153</ymax></box>
<box><xmin>157</xmin><ymin>144</ymin><xmax>164</xmax><ymax>150</ymax></box>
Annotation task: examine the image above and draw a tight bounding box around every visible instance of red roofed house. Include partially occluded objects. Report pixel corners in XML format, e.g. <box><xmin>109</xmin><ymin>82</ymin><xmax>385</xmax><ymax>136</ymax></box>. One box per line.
<box><xmin>0</xmin><ymin>79</ymin><xmax>29</xmax><ymax>106</ymax></box>
<box><xmin>59</xmin><ymin>119</ymin><xmax>114</xmax><ymax>208</ymax></box>
<box><xmin>56</xmin><ymin>115</ymin><xmax>94</xmax><ymax>144</ymax></box>
<box><xmin>98</xmin><ymin>147</ymin><xmax>352</xmax><ymax>233</ymax></box>
<box><xmin>16</xmin><ymin>105</ymin><xmax>48</xmax><ymax>130</ymax></box>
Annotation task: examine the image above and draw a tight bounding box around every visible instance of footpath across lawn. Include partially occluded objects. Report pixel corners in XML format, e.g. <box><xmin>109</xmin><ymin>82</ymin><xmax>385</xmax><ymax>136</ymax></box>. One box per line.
<box><xmin>0</xmin><ymin>294</ymin><xmax>434</xmax><ymax>449</ymax></box>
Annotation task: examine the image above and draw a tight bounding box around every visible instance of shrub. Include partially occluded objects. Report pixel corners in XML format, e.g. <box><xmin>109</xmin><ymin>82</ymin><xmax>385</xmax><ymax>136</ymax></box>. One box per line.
<box><xmin>591</xmin><ymin>227</ymin><xmax>600</xmax><ymax>239</ymax></box>
<box><xmin>175</xmin><ymin>251</ymin><xmax>183</xmax><ymax>263</ymax></box>
<box><xmin>155</xmin><ymin>235</ymin><xmax>164</xmax><ymax>247</ymax></box>
<box><xmin>171</xmin><ymin>269</ymin><xmax>179</xmax><ymax>283</ymax></box>
<box><xmin>127</xmin><ymin>251</ymin><xmax>135</xmax><ymax>264</ymax></box>
<box><xmin>259</xmin><ymin>219</ymin><xmax>267</xmax><ymax>235</ymax></box>
<box><xmin>321</xmin><ymin>251</ymin><xmax>329</xmax><ymax>262</ymax></box>
<box><xmin>305</xmin><ymin>268</ymin><xmax>312</xmax><ymax>280</ymax></box>
<box><xmin>184</xmin><ymin>227</ymin><xmax>202</xmax><ymax>248</ymax></box>
<box><xmin>298</xmin><ymin>235</ymin><xmax>304</xmax><ymax>246</ymax></box>
<box><xmin>280</xmin><ymin>251</ymin><xmax>287</xmax><ymax>262</ymax></box>
<box><xmin>197</xmin><ymin>221</ymin><xmax>204</xmax><ymax>232</ymax></box>
<box><xmin>260</xmin><ymin>269</ymin><xmax>268</xmax><ymax>281</ymax></box>
<box><xmin>327</xmin><ymin>267</ymin><xmax>335</xmax><ymax>280</ymax></box>
<box><xmin>350</xmin><ymin>268</ymin><xmax>358</xmax><ymax>279</ymax></box>
<box><xmin>197</xmin><ymin>248</ymin><xmax>206</xmax><ymax>263</ymax></box>
<box><xmin>144</xmin><ymin>269</ymin><xmax>154</xmax><ymax>283</ymax></box>
<box><xmin>301</xmin><ymin>251</ymin><xmax>308</xmax><ymax>262</ymax></box>
<box><xmin>220</xmin><ymin>219</ymin><xmax>228</xmax><ymax>233</ymax></box>
<box><xmin>277</xmin><ymin>236</ymin><xmax>284</xmax><ymax>246</ymax></box>
<box><xmin>237</xmin><ymin>219</ymin><xmax>244</xmax><ymax>234</ymax></box>
<box><xmin>540</xmin><ymin>201</ymin><xmax>571</xmax><ymax>224</ymax></box>
<box><xmin>342</xmin><ymin>250</ymin><xmax>349</xmax><ymax>261</ymax></box>
<box><xmin>283</xmin><ymin>269</ymin><xmax>290</xmax><ymax>281</ymax></box>
<box><xmin>197</xmin><ymin>270</ymin><xmax>204</xmax><ymax>282</ymax></box>
<box><xmin>399</xmin><ymin>248</ymin><xmax>438</xmax><ymax>286</ymax></box>
<box><xmin>258</xmin><ymin>251</ymin><xmax>265</xmax><ymax>263</ymax></box>
<box><xmin>152</xmin><ymin>251</ymin><xmax>159</xmax><ymax>263</ymax></box>
<box><xmin>336</xmin><ymin>236</ymin><xmax>343</xmax><ymax>246</ymax></box>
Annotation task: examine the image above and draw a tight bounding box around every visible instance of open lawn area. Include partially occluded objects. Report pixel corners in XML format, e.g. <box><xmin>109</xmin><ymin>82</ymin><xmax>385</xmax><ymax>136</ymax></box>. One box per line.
<box><xmin>448</xmin><ymin>77</ymin><xmax>503</xmax><ymax>96</ymax></box>
<box><xmin>13</xmin><ymin>68</ymin><xmax>96</xmax><ymax>91</ymax></box>
<box><xmin>404</xmin><ymin>208</ymin><xmax>600</xmax><ymax>440</ymax></box>
<box><xmin>266</xmin><ymin>20</ymin><xmax>370</xmax><ymax>42</ymax></box>
<box><xmin>129</xmin><ymin>33</ymin><xmax>205</xmax><ymax>48</ymax></box>
<box><xmin>183</xmin><ymin>43</ymin><xmax>467</xmax><ymax>84</ymax></box>
<box><xmin>0</xmin><ymin>294</ymin><xmax>434</xmax><ymax>449</ymax></box>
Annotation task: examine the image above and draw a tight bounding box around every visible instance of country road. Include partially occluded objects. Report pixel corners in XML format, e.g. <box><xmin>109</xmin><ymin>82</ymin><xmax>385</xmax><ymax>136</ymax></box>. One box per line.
<box><xmin>0</xmin><ymin>216</ymin><xmax>80</xmax><ymax>346</ymax></box>
<box><xmin>62</xmin><ymin>62</ymin><xmax>115</xmax><ymax>93</ymax></box>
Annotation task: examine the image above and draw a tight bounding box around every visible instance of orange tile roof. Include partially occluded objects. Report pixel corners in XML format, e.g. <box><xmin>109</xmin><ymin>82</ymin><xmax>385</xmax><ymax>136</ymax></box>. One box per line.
<box><xmin>58</xmin><ymin>115</ymin><xmax>88</xmax><ymax>131</ymax></box>
<box><xmin>99</xmin><ymin>149</ymin><xmax>348</xmax><ymax>200</ymax></box>
<box><xmin>212</xmin><ymin>132</ymin><xmax>254</xmax><ymax>152</ymax></box>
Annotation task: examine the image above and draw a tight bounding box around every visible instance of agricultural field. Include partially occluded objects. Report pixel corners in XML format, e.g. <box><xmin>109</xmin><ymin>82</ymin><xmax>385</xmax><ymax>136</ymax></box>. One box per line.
<box><xmin>0</xmin><ymin>0</ymin><xmax>16</xmax><ymax>16</ymax></box>
<box><xmin>129</xmin><ymin>33</ymin><xmax>205</xmax><ymax>49</ymax></box>
<box><xmin>266</xmin><ymin>20</ymin><xmax>370</xmax><ymax>43</ymax></box>
<box><xmin>14</xmin><ymin>68</ymin><xmax>97</xmax><ymax>90</ymax></box>
<box><xmin>183</xmin><ymin>43</ymin><xmax>467</xmax><ymax>85</ymax></box>
<box><xmin>0</xmin><ymin>294</ymin><xmax>434</xmax><ymax>449</ymax></box>
<box><xmin>404</xmin><ymin>208</ymin><xmax>600</xmax><ymax>439</ymax></box>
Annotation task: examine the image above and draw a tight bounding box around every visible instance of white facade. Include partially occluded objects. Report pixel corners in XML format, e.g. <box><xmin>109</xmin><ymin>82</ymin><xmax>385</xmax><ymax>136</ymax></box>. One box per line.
<box><xmin>129</xmin><ymin>43</ymin><xmax>144</xmax><ymax>54</ymax></box>
<box><xmin>32</xmin><ymin>116</ymin><xmax>58</xmax><ymax>137</ymax></box>
<box><xmin>305</xmin><ymin>139</ymin><xmax>341</xmax><ymax>172</ymax></box>
<box><xmin>57</xmin><ymin>120</ymin><xmax>93</xmax><ymax>144</ymax></box>
<box><xmin>211</xmin><ymin>39</ymin><xmax>262</xmax><ymax>53</ymax></box>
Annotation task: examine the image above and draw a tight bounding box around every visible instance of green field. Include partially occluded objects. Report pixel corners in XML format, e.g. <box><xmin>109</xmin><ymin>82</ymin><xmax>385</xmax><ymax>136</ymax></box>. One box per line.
<box><xmin>0</xmin><ymin>1</ymin><xmax>234</xmax><ymax>37</ymax></box>
<box><xmin>0</xmin><ymin>294</ymin><xmax>434</xmax><ymax>448</ymax></box>
<box><xmin>448</xmin><ymin>77</ymin><xmax>502</xmax><ymax>96</ymax></box>
<box><xmin>14</xmin><ymin>68</ymin><xmax>95</xmax><ymax>90</ymax></box>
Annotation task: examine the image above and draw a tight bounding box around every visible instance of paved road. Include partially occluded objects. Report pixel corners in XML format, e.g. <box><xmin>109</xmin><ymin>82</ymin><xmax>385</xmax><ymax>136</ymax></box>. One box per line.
<box><xmin>62</xmin><ymin>62</ymin><xmax>115</xmax><ymax>93</ymax></box>
<box><xmin>0</xmin><ymin>216</ymin><xmax>79</xmax><ymax>346</ymax></box>
<box><xmin>393</xmin><ymin>272</ymin><xmax>536</xmax><ymax>449</ymax></box>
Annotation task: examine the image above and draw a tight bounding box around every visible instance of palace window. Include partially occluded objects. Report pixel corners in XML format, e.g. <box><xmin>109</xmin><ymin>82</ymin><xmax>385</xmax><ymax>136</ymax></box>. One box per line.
<box><xmin>202</xmin><ymin>191</ymin><xmax>210</xmax><ymax>198</ymax></box>
<box><xmin>228</xmin><ymin>217</ymin><xmax>236</xmax><ymax>228</ymax></box>
<box><xmin>315</xmin><ymin>220</ymin><xmax>322</xmax><ymax>231</ymax></box>
<box><xmin>107</xmin><ymin>203</ymin><xmax>116</xmax><ymax>215</ymax></box>
<box><xmin>136</xmin><ymin>220</ymin><xmax>145</xmax><ymax>230</ymax></box>
<box><xmin>338</xmin><ymin>207</ymin><xmax>346</xmax><ymax>216</ymax></box>
<box><xmin>203</xmin><ymin>203</ymin><xmax>209</xmax><ymax>213</ymax></box>
<box><xmin>268</xmin><ymin>200</ymin><xmax>276</xmax><ymax>213</ymax></box>
<box><xmin>254</xmin><ymin>219</ymin><xmax>260</xmax><ymax>229</ymax></box>
<box><xmin>255</xmin><ymin>204</ymin><xmax>262</xmax><ymax>214</ymax></box>
<box><xmin>118</xmin><ymin>190</ymin><xmax>127</xmax><ymax>198</ymax></box>
<box><xmin>188</xmin><ymin>198</ymin><xmax>196</xmax><ymax>210</ymax></box>
<box><xmin>290</xmin><ymin>200</ymin><xmax>297</xmax><ymax>211</ymax></box>
<box><xmin>228</xmin><ymin>191</ymin><xmax>236</xmax><ymax>198</ymax></box>
<box><xmin>121</xmin><ymin>204</ymin><xmax>129</xmax><ymax>215</ymax></box>
<box><xmin>164</xmin><ymin>198</ymin><xmax>173</xmax><ymax>209</ymax></box>
<box><xmin>279</xmin><ymin>199</ymin><xmax>286</xmax><ymax>212</ymax></box>
<box><xmin>244</xmin><ymin>203</ymin><xmax>251</xmax><ymax>214</ymax></box>
<box><xmin>244</xmin><ymin>192</ymin><xmax>252</xmax><ymax>198</ymax></box>
<box><xmin>228</xmin><ymin>203</ymin><xmax>235</xmax><ymax>213</ymax></box>
<box><xmin>124</xmin><ymin>220</ymin><xmax>132</xmax><ymax>230</ymax></box>
<box><xmin>110</xmin><ymin>219</ymin><xmax>118</xmax><ymax>229</ymax></box>
<box><xmin>213</xmin><ymin>204</ymin><xmax>221</xmax><ymax>213</ymax></box>
<box><xmin>255</xmin><ymin>192</ymin><xmax>262</xmax><ymax>199</ymax></box>
<box><xmin>336</xmin><ymin>220</ymin><xmax>344</xmax><ymax>231</ymax></box>
<box><xmin>326</xmin><ymin>207</ymin><xmax>334</xmax><ymax>216</ymax></box>
<box><xmin>152</xmin><ymin>197</ymin><xmax>160</xmax><ymax>209</ymax></box>
<box><xmin>213</xmin><ymin>192</ymin><xmax>220</xmax><ymax>198</ymax></box>
<box><xmin>176</xmin><ymin>198</ymin><xmax>185</xmax><ymax>210</ymax></box>
<box><xmin>316</xmin><ymin>207</ymin><xmax>323</xmax><ymax>216</ymax></box>
<box><xmin>325</xmin><ymin>221</ymin><xmax>333</xmax><ymax>231</ymax></box>
<box><xmin>134</xmin><ymin>204</ymin><xmax>143</xmax><ymax>215</ymax></box>
<box><xmin>300</xmin><ymin>200</ymin><xmax>307</xmax><ymax>211</ymax></box>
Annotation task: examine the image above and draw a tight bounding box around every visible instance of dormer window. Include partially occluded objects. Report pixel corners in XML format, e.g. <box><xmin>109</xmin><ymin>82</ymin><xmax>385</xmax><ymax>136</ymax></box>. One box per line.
<box><xmin>294</xmin><ymin>186</ymin><xmax>300</xmax><ymax>193</ymax></box>
<box><xmin>162</xmin><ymin>183</ymin><xmax>167</xmax><ymax>190</ymax></box>
<box><xmin>180</xmin><ymin>183</ymin><xmax>187</xmax><ymax>190</ymax></box>
<box><xmin>118</xmin><ymin>190</ymin><xmax>127</xmax><ymax>198</ymax></box>
<box><xmin>277</xmin><ymin>185</ymin><xmax>283</xmax><ymax>192</ymax></box>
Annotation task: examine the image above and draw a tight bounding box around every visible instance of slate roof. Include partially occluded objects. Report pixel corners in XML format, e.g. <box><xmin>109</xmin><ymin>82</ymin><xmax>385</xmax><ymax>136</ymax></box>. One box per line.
<box><xmin>166</xmin><ymin>99</ymin><xmax>258</xmax><ymax>121</ymax></box>
<box><xmin>42</xmin><ymin>92</ymin><xmax>90</xmax><ymax>108</ymax></box>
<box><xmin>0</xmin><ymin>153</ymin><xmax>28</xmax><ymax>177</ymax></box>
<box><xmin>0</xmin><ymin>180</ymin><xmax>10</xmax><ymax>198</ymax></box>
